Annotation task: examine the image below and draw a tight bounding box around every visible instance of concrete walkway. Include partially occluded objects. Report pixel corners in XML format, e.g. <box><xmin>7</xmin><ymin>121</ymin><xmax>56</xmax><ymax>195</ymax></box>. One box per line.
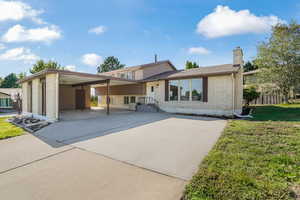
<box><xmin>0</xmin><ymin>112</ymin><xmax>226</xmax><ymax>200</ymax></box>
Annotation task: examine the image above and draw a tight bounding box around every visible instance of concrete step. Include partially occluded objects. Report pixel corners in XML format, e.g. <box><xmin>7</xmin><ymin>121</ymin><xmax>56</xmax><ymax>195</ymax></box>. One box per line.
<box><xmin>136</xmin><ymin>104</ymin><xmax>159</xmax><ymax>113</ymax></box>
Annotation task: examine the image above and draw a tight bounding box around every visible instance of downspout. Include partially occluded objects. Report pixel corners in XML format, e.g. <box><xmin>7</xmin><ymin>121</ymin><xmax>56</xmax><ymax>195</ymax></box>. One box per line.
<box><xmin>231</xmin><ymin>73</ymin><xmax>235</xmax><ymax>117</ymax></box>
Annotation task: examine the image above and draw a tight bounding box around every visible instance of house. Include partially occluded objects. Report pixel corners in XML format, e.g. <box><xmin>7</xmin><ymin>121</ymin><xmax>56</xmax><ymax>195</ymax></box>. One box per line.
<box><xmin>243</xmin><ymin>69</ymin><xmax>259</xmax><ymax>86</ymax></box>
<box><xmin>243</xmin><ymin>70</ymin><xmax>296</xmax><ymax>104</ymax></box>
<box><xmin>19</xmin><ymin>47</ymin><xmax>244</xmax><ymax>121</ymax></box>
<box><xmin>0</xmin><ymin>88</ymin><xmax>21</xmax><ymax>109</ymax></box>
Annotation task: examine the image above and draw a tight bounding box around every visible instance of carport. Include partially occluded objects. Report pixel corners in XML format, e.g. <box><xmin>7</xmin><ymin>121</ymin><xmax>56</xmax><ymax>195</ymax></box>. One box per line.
<box><xmin>19</xmin><ymin>69</ymin><xmax>137</xmax><ymax>121</ymax></box>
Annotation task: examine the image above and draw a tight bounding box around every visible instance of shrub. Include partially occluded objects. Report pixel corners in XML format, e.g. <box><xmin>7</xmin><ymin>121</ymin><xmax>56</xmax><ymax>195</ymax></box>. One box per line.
<box><xmin>243</xmin><ymin>86</ymin><xmax>260</xmax><ymax>106</ymax></box>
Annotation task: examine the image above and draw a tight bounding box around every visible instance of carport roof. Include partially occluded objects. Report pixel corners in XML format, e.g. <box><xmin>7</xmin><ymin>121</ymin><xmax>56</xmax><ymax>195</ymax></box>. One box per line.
<box><xmin>0</xmin><ymin>91</ymin><xmax>10</xmax><ymax>96</ymax></box>
<box><xmin>18</xmin><ymin>69</ymin><xmax>139</xmax><ymax>86</ymax></box>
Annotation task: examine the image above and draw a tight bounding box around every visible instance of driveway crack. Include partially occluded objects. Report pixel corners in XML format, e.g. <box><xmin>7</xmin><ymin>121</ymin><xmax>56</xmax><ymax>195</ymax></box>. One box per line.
<box><xmin>0</xmin><ymin>147</ymin><xmax>76</xmax><ymax>175</ymax></box>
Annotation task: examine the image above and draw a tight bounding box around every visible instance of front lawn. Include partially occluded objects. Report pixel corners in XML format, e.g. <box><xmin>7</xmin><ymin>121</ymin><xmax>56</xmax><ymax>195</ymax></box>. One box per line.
<box><xmin>251</xmin><ymin>104</ymin><xmax>300</xmax><ymax>122</ymax></box>
<box><xmin>0</xmin><ymin>117</ymin><xmax>24</xmax><ymax>140</ymax></box>
<box><xmin>184</xmin><ymin>104</ymin><xmax>300</xmax><ymax>200</ymax></box>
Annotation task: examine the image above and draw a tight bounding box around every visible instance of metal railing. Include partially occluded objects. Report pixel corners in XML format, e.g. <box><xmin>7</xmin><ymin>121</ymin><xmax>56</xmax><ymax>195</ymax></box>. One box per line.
<box><xmin>137</xmin><ymin>96</ymin><xmax>159</xmax><ymax>105</ymax></box>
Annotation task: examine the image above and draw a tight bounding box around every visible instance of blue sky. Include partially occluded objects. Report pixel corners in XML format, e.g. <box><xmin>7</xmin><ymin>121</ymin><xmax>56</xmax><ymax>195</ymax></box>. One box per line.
<box><xmin>0</xmin><ymin>0</ymin><xmax>299</xmax><ymax>77</ymax></box>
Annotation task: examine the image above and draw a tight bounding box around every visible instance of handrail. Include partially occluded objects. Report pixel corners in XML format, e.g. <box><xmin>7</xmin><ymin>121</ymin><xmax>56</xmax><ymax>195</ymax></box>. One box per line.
<box><xmin>136</xmin><ymin>96</ymin><xmax>160</xmax><ymax>112</ymax></box>
<box><xmin>137</xmin><ymin>96</ymin><xmax>159</xmax><ymax>105</ymax></box>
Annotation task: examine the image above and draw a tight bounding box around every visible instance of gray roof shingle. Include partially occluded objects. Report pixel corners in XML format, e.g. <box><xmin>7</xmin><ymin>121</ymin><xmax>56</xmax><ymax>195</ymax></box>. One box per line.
<box><xmin>143</xmin><ymin>64</ymin><xmax>240</xmax><ymax>81</ymax></box>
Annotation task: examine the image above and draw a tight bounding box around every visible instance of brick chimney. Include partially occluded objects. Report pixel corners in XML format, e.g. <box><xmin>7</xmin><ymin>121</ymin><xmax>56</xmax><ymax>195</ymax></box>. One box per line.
<box><xmin>233</xmin><ymin>47</ymin><xmax>244</xmax><ymax>66</ymax></box>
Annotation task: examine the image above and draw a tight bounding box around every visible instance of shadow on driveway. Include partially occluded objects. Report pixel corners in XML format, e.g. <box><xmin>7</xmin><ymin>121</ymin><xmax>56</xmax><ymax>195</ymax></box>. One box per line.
<box><xmin>34</xmin><ymin>112</ymin><xmax>220</xmax><ymax>148</ymax></box>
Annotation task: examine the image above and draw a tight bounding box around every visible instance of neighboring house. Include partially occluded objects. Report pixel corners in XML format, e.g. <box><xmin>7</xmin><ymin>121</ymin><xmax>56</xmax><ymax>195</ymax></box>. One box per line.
<box><xmin>0</xmin><ymin>92</ymin><xmax>12</xmax><ymax>109</ymax></box>
<box><xmin>243</xmin><ymin>69</ymin><xmax>259</xmax><ymax>86</ymax></box>
<box><xmin>19</xmin><ymin>47</ymin><xmax>244</xmax><ymax>121</ymax></box>
<box><xmin>243</xmin><ymin>70</ymin><xmax>287</xmax><ymax>104</ymax></box>
<box><xmin>0</xmin><ymin>88</ymin><xmax>21</xmax><ymax>109</ymax></box>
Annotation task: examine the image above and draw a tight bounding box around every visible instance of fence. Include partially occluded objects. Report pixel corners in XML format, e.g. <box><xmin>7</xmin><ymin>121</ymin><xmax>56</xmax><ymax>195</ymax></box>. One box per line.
<box><xmin>250</xmin><ymin>91</ymin><xmax>284</xmax><ymax>105</ymax></box>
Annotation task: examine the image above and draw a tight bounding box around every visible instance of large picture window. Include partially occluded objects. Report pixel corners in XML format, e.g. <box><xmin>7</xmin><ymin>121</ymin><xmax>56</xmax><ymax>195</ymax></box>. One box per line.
<box><xmin>180</xmin><ymin>79</ymin><xmax>190</xmax><ymax>101</ymax></box>
<box><xmin>169</xmin><ymin>80</ymin><xmax>178</xmax><ymax>101</ymax></box>
<box><xmin>191</xmin><ymin>79</ymin><xmax>203</xmax><ymax>101</ymax></box>
<box><xmin>168</xmin><ymin>78</ymin><xmax>203</xmax><ymax>101</ymax></box>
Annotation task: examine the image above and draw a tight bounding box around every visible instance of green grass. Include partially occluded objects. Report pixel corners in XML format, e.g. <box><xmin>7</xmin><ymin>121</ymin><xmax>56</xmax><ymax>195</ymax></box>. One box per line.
<box><xmin>251</xmin><ymin>104</ymin><xmax>300</xmax><ymax>121</ymax></box>
<box><xmin>184</xmin><ymin>104</ymin><xmax>300</xmax><ymax>200</ymax></box>
<box><xmin>0</xmin><ymin>117</ymin><xmax>24</xmax><ymax>140</ymax></box>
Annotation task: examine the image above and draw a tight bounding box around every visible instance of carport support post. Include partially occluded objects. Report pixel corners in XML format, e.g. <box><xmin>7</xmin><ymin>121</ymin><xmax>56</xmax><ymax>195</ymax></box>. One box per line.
<box><xmin>106</xmin><ymin>79</ymin><xmax>110</xmax><ymax>115</ymax></box>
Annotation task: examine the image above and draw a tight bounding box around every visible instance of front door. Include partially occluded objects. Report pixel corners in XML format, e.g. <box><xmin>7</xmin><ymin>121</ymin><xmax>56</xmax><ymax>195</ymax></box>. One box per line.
<box><xmin>148</xmin><ymin>84</ymin><xmax>158</xmax><ymax>103</ymax></box>
<box><xmin>149</xmin><ymin>86</ymin><xmax>155</xmax><ymax>99</ymax></box>
<box><xmin>75</xmin><ymin>89</ymin><xmax>85</xmax><ymax>110</ymax></box>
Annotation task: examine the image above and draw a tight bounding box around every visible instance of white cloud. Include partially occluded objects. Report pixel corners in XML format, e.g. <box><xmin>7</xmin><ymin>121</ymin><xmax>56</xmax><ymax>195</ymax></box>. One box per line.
<box><xmin>197</xmin><ymin>5</ymin><xmax>285</xmax><ymax>38</ymax></box>
<box><xmin>0</xmin><ymin>0</ymin><xmax>44</xmax><ymax>24</ymax></box>
<box><xmin>81</xmin><ymin>53</ymin><xmax>102</xmax><ymax>66</ymax></box>
<box><xmin>0</xmin><ymin>43</ymin><xmax>5</xmax><ymax>50</ymax></box>
<box><xmin>188</xmin><ymin>47</ymin><xmax>211</xmax><ymax>55</ymax></box>
<box><xmin>88</xmin><ymin>26</ymin><xmax>107</xmax><ymax>35</ymax></box>
<box><xmin>0</xmin><ymin>47</ymin><xmax>39</xmax><ymax>62</ymax></box>
<box><xmin>2</xmin><ymin>24</ymin><xmax>61</xmax><ymax>43</ymax></box>
<box><xmin>65</xmin><ymin>65</ymin><xmax>76</xmax><ymax>71</ymax></box>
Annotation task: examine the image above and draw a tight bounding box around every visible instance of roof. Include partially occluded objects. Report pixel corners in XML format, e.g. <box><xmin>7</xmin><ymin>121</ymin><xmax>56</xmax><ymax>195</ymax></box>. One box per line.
<box><xmin>0</xmin><ymin>88</ymin><xmax>21</xmax><ymax>94</ymax></box>
<box><xmin>99</xmin><ymin>60</ymin><xmax>177</xmax><ymax>75</ymax></box>
<box><xmin>19</xmin><ymin>63</ymin><xmax>241</xmax><ymax>84</ymax></box>
<box><xmin>143</xmin><ymin>64</ymin><xmax>240</xmax><ymax>81</ymax></box>
<box><xmin>18</xmin><ymin>68</ymin><xmax>138</xmax><ymax>84</ymax></box>
<box><xmin>243</xmin><ymin>69</ymin><xmax>259</xmax><ymax>75</ymax></box>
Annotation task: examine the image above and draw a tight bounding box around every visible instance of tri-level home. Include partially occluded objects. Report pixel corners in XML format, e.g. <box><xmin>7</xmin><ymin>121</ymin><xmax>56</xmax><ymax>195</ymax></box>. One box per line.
<box><xmin>19</xmin><ymin>47</ymin><xmax>244</xmax><ymax>121</ymax></box>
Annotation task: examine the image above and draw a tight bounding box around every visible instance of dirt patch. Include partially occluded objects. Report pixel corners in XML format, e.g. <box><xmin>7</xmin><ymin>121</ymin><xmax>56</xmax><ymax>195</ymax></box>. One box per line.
<box><xmin>291</xmin><ymin>185</ymin><xmax>300</xmax><ymax>200</ymax></box>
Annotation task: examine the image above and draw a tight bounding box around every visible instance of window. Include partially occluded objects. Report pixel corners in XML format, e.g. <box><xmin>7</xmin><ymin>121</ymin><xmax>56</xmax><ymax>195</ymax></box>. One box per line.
<box><xmin>168</xmin><ymin>78</ymin><xmax>203</xmax><ymax>102</ymax></box>
<box><xmin>191</xmin><ymin>79</ymin><xmax>203</xmax><ymax>101</ymax></box>
<box><xmin>180</xmin><ymin>79</ymin><xmax>190</xmax><ymax>101</ymax></box>
<box><xmin>0</xmin><ymin>98</ymin><xmax>12</xmax><ymax>108</ymax></box>
<box><xmin>124</xmin><ymin>96</ymin><xmax>129</xmax><ymax>104</ymax></box>
<box><xmin>130</xmin><ymin>96</ymin><xmax>136</xmax><ymax>103</ymax></box>
<box><xmin>120</xmin><ymin>73</ymin><xmax>126</xmax><ymax>79</ymax></box>
<box><xmin>169</xmin><ymin>80</ymin><xmax>179</xmax><ymax>101</ymax></box>
<box><xmin>126</xmin><ymin>72</ymin><xmax>135</xmax><ymax>80</ymax></box>
<box><xmin>151</xmin><ymin>86</ymin><xmax>154</xmax><ymax>92</ymax></box>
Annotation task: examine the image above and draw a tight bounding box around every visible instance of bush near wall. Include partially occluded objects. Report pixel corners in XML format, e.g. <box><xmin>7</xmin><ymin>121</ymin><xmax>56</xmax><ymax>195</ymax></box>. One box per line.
<box><xmin>90</xmin><ymin>96</ymin><xmax>98</xmax><ymax>107</ymax></box>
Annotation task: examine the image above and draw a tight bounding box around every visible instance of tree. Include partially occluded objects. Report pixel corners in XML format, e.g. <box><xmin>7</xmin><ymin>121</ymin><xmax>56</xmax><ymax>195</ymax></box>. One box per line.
<box><xmin>186</xmin><ymin>61</ymin><xmax>193</xmax><ymax>69</ymax></box>
<box><xmin>254</xmin><ymin>21</ymin><xmax>300</xmax><ymax>103</ymax></box>
<box><xmin>243</xmin><ymin>86</ymin><xmax>260</xmax><ymax>106</ymax></box>
<box><xmin>30</xmin><ymin>60</ymin><xmax>64</xmax><ymax>74</ymax></box>
<box><xmin>18</xmin><ymin>72</ymin><xmax>26</xmax><ymax>80</ymax></box>
<box><xmin>0</xmin><ymin>73</ymin><xmax>19</xmax><ymax>88</ymax></box>
<box><xmin>185</xmin><ymin>61</ymin><xmax>199</xmax><ymax>69</ymax></box>
<box><xmin>243</xmin><ymin>61</ymin><xmax>258</xmax><ymax>72</ymax></box>
<box><xmin>97</xmin><ymin>56</ymin><xmax>125</xmax><ymax>73</ymax></box>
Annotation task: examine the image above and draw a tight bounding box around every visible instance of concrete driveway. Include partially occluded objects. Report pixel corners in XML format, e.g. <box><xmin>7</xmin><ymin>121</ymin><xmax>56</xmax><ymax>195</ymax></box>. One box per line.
<box><xmin>0</xmin><ymin>112</ymin><xmax>226</xmax><ymax>200</ymax></box>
